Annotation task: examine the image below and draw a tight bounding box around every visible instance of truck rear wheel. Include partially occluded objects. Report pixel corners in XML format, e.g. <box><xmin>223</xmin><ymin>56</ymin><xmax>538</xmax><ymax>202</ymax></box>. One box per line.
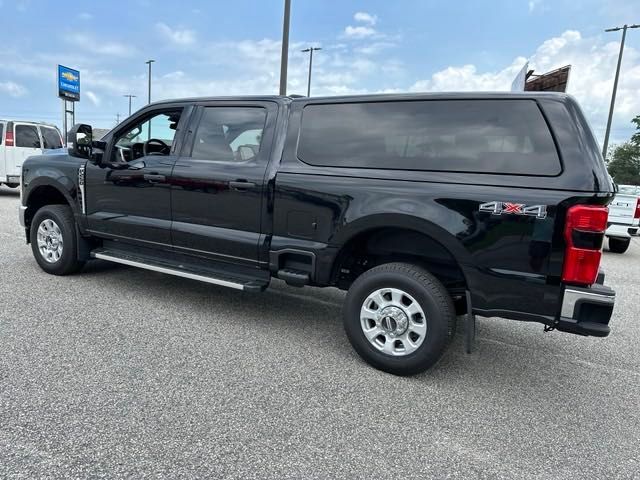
<box><xmin>30</xmin><ymin>205</ymin><xmax>85</xmax><ymax>275</ymax></box>
<box><xmin>608</xmin><ymin>237</ymin><xmax>630</xmax><ymax>254</ymax></box>
<box><xmin>343</xmin><ymin>262</ymin><xmax>455</xmax><ymax>376</ymax></box>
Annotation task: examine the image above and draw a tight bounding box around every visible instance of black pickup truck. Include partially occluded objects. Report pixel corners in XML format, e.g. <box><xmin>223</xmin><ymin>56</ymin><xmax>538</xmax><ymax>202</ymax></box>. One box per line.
<box><xmin>19</xmin><ymin>92</ymin><xmax>616</xmax><ymax>375</ymax></box>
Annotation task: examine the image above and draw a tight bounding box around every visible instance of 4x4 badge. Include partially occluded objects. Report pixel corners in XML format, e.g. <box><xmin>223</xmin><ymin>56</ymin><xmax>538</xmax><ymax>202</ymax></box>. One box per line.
<box><xmin>479</xmin><ymin>201</ymin><xmax>547</xmax><ymax>219</ymax></box>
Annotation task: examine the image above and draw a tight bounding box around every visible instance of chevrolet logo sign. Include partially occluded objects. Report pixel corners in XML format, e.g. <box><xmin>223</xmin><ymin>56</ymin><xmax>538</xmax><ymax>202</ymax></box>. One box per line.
<box><xmin>61</xmin><ymin>71</ymin><xmax>79</xmax><ymax>82</ymax></box>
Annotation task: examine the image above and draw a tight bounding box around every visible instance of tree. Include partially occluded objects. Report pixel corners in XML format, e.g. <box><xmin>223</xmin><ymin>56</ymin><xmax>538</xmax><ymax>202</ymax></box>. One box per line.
<box><xmin>608</xmin><ymin>142</ymin><xmax>640</xmax><ymax>185</ymax></box>
<box><xmin>607</xmin><ymin>115</ymin><xmax>640</xmax><ymax>185</ymax></box>
<box><xmin>632</xmin><ymin>115</ymin><xmax>640</xmax><ymax>147</ymax></box>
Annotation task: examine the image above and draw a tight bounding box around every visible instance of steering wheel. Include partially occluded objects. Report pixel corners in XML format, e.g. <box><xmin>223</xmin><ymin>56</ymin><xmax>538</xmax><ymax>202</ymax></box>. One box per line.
<box><xmin>143</xmin><ymin>138</ymin><xmax>170</xmax><ymax>156</ymax></box>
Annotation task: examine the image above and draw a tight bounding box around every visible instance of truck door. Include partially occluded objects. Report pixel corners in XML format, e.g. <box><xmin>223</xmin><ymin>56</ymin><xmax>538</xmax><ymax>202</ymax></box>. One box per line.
<box><xmin>84</xmin><ymin>106</ymin><xmax>189</xmax><ymax>246</ymax></box>
<box><xmin>169</xmin><ymin>102</ymin><xmax>278</xmax><ymax>265</ymax></box>
<box><xmin>10</xmin><ymin>123</ymin><xmax>42</xmax><ymax>181</ymax></box>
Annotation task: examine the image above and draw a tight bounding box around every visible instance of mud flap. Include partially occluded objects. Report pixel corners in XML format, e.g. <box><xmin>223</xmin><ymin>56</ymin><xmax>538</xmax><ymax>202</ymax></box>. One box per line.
<box><xmin>465</xmin><ymin>290</ymin><xmax>476</xmax><ymax>354</ymax></box>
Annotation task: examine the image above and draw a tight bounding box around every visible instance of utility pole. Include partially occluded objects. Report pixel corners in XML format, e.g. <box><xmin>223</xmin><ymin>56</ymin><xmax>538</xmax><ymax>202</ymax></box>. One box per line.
<box><xmin>301</xmin><ymin>47</ymin><xmax>321</xmax><ymax>96</ymax></box>
<box><xmin>602</xmin><ymin>23</ymin><xmax>639</xmax><ymax>158</ymax></box>
<box><xmin>279</xmin><ymin>0</ymin><xmax>291</xmax><ymax>95</ymax></box>
<box><xmin>145</xmin><ymin>59</ymin><xmax>155</xmax><ymax>104</ymax></box>
<box><xmin>123</xmin><ymin>94</ymin><xmax>137</xmax><ymax>116</ymax></box>
<box><xmin>116</xmin><ymin>113</ymin><xmax>121</xmax><ymax>125</ymax></box>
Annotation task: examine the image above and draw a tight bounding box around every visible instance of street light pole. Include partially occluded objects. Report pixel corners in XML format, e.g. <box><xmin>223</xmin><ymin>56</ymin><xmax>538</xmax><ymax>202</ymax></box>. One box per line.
<box><xmin>301</xmin><ymin>47</ymin><xmax>322</xmax><ymax>97</ymax></box>
<box><xmin>602</xmin><ymin>24</ymin><xmax>639</xmax><ymax>158</ymax></box>
<box><xmin>279</xmin><ymin>0</ymin><xmax>291</xmax><ymax>95</ymax></box>
<box><xmin>145</xmin><ymin>60</ymin><xmax>155</xmax><ymax>104</ymax></box>
<box><xmin>123</xmin><ymin>94</ymin><xmax>136</xmax><ymax>116</ymax></box>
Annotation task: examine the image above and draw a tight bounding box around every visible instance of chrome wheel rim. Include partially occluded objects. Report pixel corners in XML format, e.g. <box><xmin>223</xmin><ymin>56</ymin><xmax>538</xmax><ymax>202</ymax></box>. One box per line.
<box><xmin>360</xmin><ymin>287</ymin><xmax>427</xmax><ymax>356</ymax></box>
<box><xmin>36</xmin><ymin>219</ymin><xmax>64</xmax><ymax>263</ymax></box>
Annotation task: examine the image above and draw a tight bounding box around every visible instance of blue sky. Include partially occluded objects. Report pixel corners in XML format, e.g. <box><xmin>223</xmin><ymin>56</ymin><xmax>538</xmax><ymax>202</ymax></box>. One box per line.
<box><xmin>0</xmin><ymin>0</ymin><xmax>639</xmax><ymax>144</ymax></box>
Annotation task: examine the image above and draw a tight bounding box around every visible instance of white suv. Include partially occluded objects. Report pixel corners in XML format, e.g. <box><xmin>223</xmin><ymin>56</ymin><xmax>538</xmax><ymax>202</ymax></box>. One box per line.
<box><xmin>0</xmin><ymin>120</ymin><xmax>63</xmax><ymax>188</ymax></box>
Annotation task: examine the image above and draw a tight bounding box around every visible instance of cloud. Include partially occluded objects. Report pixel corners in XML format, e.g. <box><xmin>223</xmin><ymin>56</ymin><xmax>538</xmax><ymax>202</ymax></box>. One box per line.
<box><xmin>354</xmin><ymin>12</ymin><xmax>377</xmax><ymax>26</ymax></box>
<box><xmin>156</xmin><ymin>22</ymin><xmax>196</xmax><ymax>46</ymax></box>
<box><xmin>85</xmin><ymin>90</ymin><xmax>101</xmax><ymax>106</ymax></box>
<box><xmin>409</xmin><ymin>59</ymin><xmax>527</xmax><ymax>92</ymax></box>
<box><xmin>530</xmin><ymin>31</ymin><xmax>639</xmax><ymax>141</ymax></box>
<box><xmin>65</xmin><ymin>33</ymin><xmax>136</xmax><ymax>57</ymax></box>
<box><xmin>408</xmin><ymin>30</ymin><xmax>640</xmax><ymax>143</ymax></box>
<box><xmin>77</xmin><ymin>12</ymin><xmax>93</xmax><ymax>20</ymax></box>
<box><xmin>0</xmin><ymin>80</ymin><xmax>27</xmax><ymax>97</ymax></box>
<box><xmin>163</xmin><ymin>71</ymin><xmax>186</xmax><ymax>80</ymax></box>
<box><xmin>355</xmin><ymin>41</ymin><xmax>396</xmax><ymax>55</ymax></box>
<box><xmin>344</xmin><ymin>25</ymin><xmax>377</xmax><ymax>39</ymax></box>
<box><xmin>122</xmin><ymin>37</ymin><xmax>399</xmax><ymax>100</ymax></box>
<box><xmin>344</xmin><ymin>11</ymin><xmax>383</xmax><ymax>39</ymax></box>
<box><xmin>528</xmin><ymin>0</ymin><xmax>549</xmax><ymax>13</ymax></box>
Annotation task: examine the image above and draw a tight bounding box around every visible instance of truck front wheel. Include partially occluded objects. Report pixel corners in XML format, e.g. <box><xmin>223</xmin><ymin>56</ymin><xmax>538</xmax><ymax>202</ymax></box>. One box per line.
<box><xmin>30</xmin><ymin>205</ymin><xmax>85</xmax><ymax>275</ymax></box>
<box><xmin>608</xmin><ymin>237</ymin><xmax>630</xmax><ymax>254</ymax></box>
<box><xmin>343</xmin><ymin>262</ymin><xmax>455</xmax><ymax>376</ymax></box>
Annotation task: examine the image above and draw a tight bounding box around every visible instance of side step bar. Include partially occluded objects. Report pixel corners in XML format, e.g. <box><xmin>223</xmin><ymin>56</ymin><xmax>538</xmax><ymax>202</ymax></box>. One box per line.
<box><xmin>91</xmin><ymin>249</ymin><xmax>269</xmax><ymax>292</ymax></box>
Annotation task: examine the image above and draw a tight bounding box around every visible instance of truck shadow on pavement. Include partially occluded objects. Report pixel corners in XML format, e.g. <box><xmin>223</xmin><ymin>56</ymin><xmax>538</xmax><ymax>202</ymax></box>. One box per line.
<box><xmin>78</xmin><ymin>259</ymin><xmax>610</xmax><ymax>386</ymax></box>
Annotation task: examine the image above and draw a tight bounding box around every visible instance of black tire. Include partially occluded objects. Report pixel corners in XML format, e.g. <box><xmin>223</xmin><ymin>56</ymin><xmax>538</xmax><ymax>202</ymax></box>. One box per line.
<box><xmin>343</xmin><ymin>262</ymin><xmax>455</xmax><ymax>376</ymax></box>
<box><xmin>30</xmin><ymin>205</ymin><xmax>85</xmax><ymax>275</ymax></box>
<box><xmin>609</xmin><ymin>237</ymin><xmax>630</xmax><ymax>254</ymax></box>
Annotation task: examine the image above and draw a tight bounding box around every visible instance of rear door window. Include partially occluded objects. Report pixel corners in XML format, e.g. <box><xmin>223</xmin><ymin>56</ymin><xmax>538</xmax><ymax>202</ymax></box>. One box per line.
<box><xmin>15</xmin><ymin>125</ymin><xmax>41</xmax><ymax>148</ymax></box>
<box><xmin>41</xmin><ymin>127</ymin><xmax>63</xmax><ymax>149</ymax></box>
<box><xmin>0</xmin><ymin>123</ymin><xmax>4</xmax><ymax>145</ymax></box>
<box><xmin>297</xmin><ymin>99</ymin><xmax>561</xmax><ymax>175</ymax></box>
<box><xmin>191</xmin><ymin>107</ymin><xmax>267</xmax><ymax>162</ymax></box>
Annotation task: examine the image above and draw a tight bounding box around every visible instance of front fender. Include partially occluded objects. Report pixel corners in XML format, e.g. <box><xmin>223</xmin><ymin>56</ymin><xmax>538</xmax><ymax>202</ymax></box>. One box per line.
<box><xmin>24</xmin><ymin>175</ymin><xmax>79</xmax><ymax>215</ymax></box>
<box><xmin>22</xmin><ymin>153</ymin><xmax>85</xmax><ymax>229</ymax></box>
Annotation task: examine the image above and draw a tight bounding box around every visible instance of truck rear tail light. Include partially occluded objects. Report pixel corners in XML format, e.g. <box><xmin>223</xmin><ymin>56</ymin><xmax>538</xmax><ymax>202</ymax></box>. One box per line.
<box><xmin>5</xmin><ymin>130</ymin><xmax>13</xmax><ymax>147</ymax></box>
<box><xmin>635</xmin><ymin>198</ymin><xmax>640</xmax><ymax>220</ymax></box>
<box><xmin>562</xmin><ymin>205</ymin><xmax>608</xmax><ymax>286</ymax></box>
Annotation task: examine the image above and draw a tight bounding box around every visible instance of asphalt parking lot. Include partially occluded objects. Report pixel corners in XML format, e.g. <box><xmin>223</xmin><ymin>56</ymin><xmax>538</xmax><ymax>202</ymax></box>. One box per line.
<box><xmin>0</xmin><ymin>184</ymin><xmax>638</xmax><ymax>479</ymax></box>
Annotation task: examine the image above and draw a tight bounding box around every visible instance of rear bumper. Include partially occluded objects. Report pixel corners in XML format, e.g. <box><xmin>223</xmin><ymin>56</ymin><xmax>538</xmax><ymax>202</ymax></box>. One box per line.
<box><xmin>606</xmin><ymin>223</ymin><xmax>637</xmax><ymax>238</ymax></box>
<box><xmin>556</xmin><ymin>282</ymin><xmax>615</xmax><ymax>337</ymax></box>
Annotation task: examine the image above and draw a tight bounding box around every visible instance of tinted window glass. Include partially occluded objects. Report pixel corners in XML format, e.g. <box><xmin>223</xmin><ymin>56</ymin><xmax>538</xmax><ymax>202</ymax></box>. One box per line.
<box><xmin>15</xmin><ymin>125</ymin><xmax>41</xmax><ymax>148</ymax></box>
<box><xmin>192</xmin><ymin>107</ymin><xmax>266</xmax><ymax>162</ymax></box>
<box><xmin>113</xmin><ymin>109</ymin><xmax>182</xmax><ymax>162</ymax></box>
<box><xmin>41</xmin><ymin>127</ymin><xmax>62</xmax><ymax>149</ymax></box>
<box><xmin>0</xmin><ymin>124</ymin><xmax>3</xmax><ymax>145</ymax></box>
<box><xmin>298</xmin><ymin>100</ymin><xmax>561</xmax><ymax>175</ymax></box>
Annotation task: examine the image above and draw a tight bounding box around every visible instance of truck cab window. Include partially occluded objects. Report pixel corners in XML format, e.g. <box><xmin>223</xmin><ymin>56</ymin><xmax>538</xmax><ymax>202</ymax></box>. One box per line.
<box><xmin>192</xmin><ymin>107</ymin><xmax>266</xmax><ymax>162</ymax></box>
<box><xmin>112</xmin><ymin>110</ymin><xmax>182</xmax><ymax>162</ymax></box>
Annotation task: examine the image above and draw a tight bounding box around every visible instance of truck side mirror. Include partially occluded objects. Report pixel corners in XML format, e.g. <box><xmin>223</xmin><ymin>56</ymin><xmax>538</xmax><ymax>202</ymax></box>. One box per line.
<box><xmin>67</xmin><ymin>124</ymin><xmax>93</xmax><ymax>159</ymax></box>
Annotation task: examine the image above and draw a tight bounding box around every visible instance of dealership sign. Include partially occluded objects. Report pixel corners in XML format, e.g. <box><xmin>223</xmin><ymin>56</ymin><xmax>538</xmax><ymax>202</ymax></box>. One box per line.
<box><xmin>58</xmin><ymin>65</ymin><xmax>80</xmax><ymax>101</ymax></box>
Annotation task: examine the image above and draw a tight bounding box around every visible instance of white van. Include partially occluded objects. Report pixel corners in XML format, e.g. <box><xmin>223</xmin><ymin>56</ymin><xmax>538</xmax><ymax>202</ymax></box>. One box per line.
<box><xmin>0</xmin><ymin>120</ymin><xmax>63</xmax><ymax>188</ymax></box>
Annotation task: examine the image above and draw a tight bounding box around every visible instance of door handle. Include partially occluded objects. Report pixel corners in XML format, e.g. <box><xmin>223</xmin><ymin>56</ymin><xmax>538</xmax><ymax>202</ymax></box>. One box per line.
<box><xmin>229</xmin><ymin>181</ymin><xmax>256</xmax><ymax>191</ymax></box>
<box><xmin>143</xmin><ymin>173</ymin><xmax>166</xmax><ymax>183</ymax></box>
